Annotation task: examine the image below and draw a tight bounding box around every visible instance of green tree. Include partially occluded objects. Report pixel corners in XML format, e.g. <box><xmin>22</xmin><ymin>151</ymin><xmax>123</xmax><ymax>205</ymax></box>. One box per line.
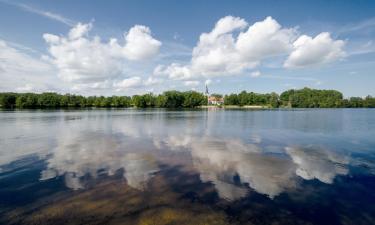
<box><xmin>0</xmin><ymin>93</ymin><xmax>17</xmax><ymax>108</ymax></box>
<box><xmin>163</xmin><ymin>91</ymin><xmax>185</xmax><ymax>108</ymax></box>
<box><xmin>183</xmin><ymin>91</ymin><xmax>206</xmax><ymax>108</ymax></box>
<box><xmin>224</xmin><ymin>94</ymin><xmax>239</xmax><ymax>105</ymax></box>
<box><xmin>37</xmin><ymin>93</ymin><xmax>61</xmax><ymax>108</ymax></box>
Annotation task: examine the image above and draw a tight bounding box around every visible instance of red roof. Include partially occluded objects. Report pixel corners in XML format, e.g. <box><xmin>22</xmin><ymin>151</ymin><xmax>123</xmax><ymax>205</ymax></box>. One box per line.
<box><xmin>208</xmin><ymin>96</ymin><xmax>224</xmax><ymax>102</ymax></box>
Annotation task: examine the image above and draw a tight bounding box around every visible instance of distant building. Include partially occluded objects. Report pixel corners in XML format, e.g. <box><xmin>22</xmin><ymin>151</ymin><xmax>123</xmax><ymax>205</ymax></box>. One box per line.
<box><xmin>205</xmin><ymin>84</ymin><xmax>224</xmax><ymax>105</ymax></box>
<box><xmin>208</xmin><ymin>96</ymin><xmax>224</xmax><ymax>105</ymax></box>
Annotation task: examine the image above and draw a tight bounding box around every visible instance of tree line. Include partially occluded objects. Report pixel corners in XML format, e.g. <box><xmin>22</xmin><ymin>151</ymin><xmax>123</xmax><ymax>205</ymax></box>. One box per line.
<box><xmin>279</xmin><ymin>88</ymin><xmax>375</xmax><ymax>108</ymax></box>
<box><xmin>0</xmin><ymin>87</ymin><xmax>374</xmax><ymax>109</ymax></box>
<box><xmin>0</xmin><ymin>91</ymin><xmax>206</xmax><ymax>109</ymax></box>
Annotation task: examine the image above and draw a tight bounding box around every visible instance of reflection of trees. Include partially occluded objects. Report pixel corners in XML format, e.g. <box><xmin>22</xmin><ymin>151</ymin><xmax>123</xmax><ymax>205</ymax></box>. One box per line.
<box><xmin>40</xmin><ymin>132</ymin><xmax>158</xmax><ymax>190</ymax></box>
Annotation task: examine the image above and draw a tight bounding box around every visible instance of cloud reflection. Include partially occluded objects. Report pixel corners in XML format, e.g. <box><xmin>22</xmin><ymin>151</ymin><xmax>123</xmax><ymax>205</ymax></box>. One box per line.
<box><xmin>37</xmin><ymin>125</ymin><xmax>350</xmax><ymax>199</ymax></box>
<box><xmin>286</xmin><ymin>146</ymin><xmax>349</xmax><ymax>184</ymax></box>
<box><xmin>190</xmin><ymin>138</ymin><xmax>296</xmax><ymax>199</ymax></box>
<box><xmin>40</xmin><ymin>132</ymin><xmax>158</xmax><ymax>190</ymax></box>
<box><xmin>155</xmin><ymin>135</ymin><xmax>351</xmax><ymax>200</ymax></box>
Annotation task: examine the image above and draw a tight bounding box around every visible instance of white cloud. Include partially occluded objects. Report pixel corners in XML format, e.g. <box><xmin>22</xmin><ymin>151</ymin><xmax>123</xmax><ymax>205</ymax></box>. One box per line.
<box><xmin>122</xmin><ymin>25</ymin><xmax>162</xmax><ymax>61</ymax></box>
<box><xmin>3</xmin><ymin>2</ymin><xmax>75</xmax><ymax>26</ymax></box>
<box><xmin>208</xmin><ymin>15</ymin><xmax>248</xmax><ymax>37</ymax></box>
<box><xmin>184</xmin><ymin>80</ymin><xmax>200</xmax><ymax>87</ymax></box>
<box><xmin>144</xmin><ymin>76</ymin><xmax>163</xmax><ymax>86</ymax></box>
<box><xmin>0</xmin><ymin>39</ymin><xmax>59</xmax><ymax>92</ymax></box>
<box><xmin>154</xmin><ymin>63</ymin><xmax>193</xmax><ymax>80</ymax></box>
<box><xmin>0</xmin><ymin>40</ymin><xmax>50</xmax><ymax>72</ymax></box>
<box><xmin>43</xmin><ymin>22</ymin><xmax>161</xmax><ymax>85</ymax></box>
<box><xmin>68</xmin><ymin>22</ymin><xmax>92</xmax><ymax>40</ymax></box>
<box><xmin>157</xmin><ymin>16</ymin><xmax>345</xmax><ymax>80</ymax></box>
<box><xmin>236</xmin><ymin>16</ymin><xmax>296</xmax><ymax>60</ymax></box>
<box><xmin>155</xmin><ymin>16</ymin><xmax>297</xmax><ymax>80</ymax></box>
<box><xmin>43</xmin><ymin>33</ymin><xmax>60</xmax><ymax>44</ymax></box>
<box><xmin>0</xmin><ymin>35</ymin><xmax>162</xmax><ymax>95</ymax></box>
<box><xmin>205</xmin><ymin>79</ymin><xmax>212</xmax><ymax>85</ymax></box>
<box><xmin>1</xmin><ymin>15</ymin><xmax>348</xmax><ymax>94</ymax></box>
<box><xmin>113</xmin><ymin>76</ymin><xmax>142</xmax><ymax>89</ymax></box>
<box><xmin>155</xmin><ymin>16</ymin><xmax>295</xmax><ymax>79</ymax></box>
<box><xmin>250</xmin><ymin>70</ymin><xmax>261</xmax><ymax>77</ymax></box>
<box><xmin>190</xmin><ymin>16</ymin><xmax>255</xmax><ymax>77</ymax></box>
<box><xmin>338</xmin><ymin>17</ymin><xmax>375</xmax><ymax>34</ymax></box>
<box><xmin>15</xmin><ymin>84</ymin><xmax>34</xmax><ymax>92</ymax></box>
<box><xmin>284</xmin><ymin>32</ymin><xmax>346</xmax><ymax>68</ymax></box>
<box><xmin>72</xmin><ymin>80</ymin><xmax>112</xmax><ymax>91</ymax></box>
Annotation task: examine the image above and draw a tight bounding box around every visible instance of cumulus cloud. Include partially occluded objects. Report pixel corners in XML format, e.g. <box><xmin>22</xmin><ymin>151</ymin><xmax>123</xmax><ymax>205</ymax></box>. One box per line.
<box><xmin>155</xmin><ymin>16</ymin><xmax>296</xmax><ymax>80</ymax></box>
<box><xmin>113</xmin><ymin>76</ymin><xmax>142</xmax><ymax>89</ymax></box>
<box><xmin>122</xmin><ymin>25</ymin><xmax>162</xmax><ymax>60</ymax></box>
<box><xmin>190</xmin><ymin>16</ymin><xmax>254</xmax><ymax>76</ymax></box>
<box><xmin>284</xmin><ymin>32</ymin><xmax>346</xmax><ymax>68</ymax></box>
<box><xmin>1</xmin><ymin>15</ymin><xmax>347</xmax><ymax>94</ymax></box>
<box><xmin>156</xmin><ymin>16</ymin><xmax>345</xmax><ymax>80</ymax></box>
<box><xmin>236</xmin><ymin>16</ymin><xmax>296</xmax><ymax>60</ymax></box>
<box><xmin>153</xmin><ymin>63</ymin><xmax>193</xmax><ymax>80</ymax></box>
<box><xmin>0</xmin><ymin>39</ymin><xmax>59</xmax><ymax>92</ymax></box>
<box><xmin>43</xmin><ymin>22</ymin><xmax>161</xmax><ymax>88</ymax></box>
<box><xmin>68</xmin><ymin>22</ymin><xmax>92</xmax><ymax>39</ymax></box>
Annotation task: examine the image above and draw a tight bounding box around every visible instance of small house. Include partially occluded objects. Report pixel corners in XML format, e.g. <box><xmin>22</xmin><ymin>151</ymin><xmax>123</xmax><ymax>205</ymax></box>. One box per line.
<box><xmin>208</xmin><ymin>96</ymin><xmax>224</xmax><ymax>105</ymax></box>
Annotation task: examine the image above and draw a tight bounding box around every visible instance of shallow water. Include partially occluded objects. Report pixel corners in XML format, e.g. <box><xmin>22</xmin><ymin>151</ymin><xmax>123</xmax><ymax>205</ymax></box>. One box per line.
<box><xmin>1</xmin><ymin>109</ymin><xmax>375</xmax><ymax>225</ymax></box>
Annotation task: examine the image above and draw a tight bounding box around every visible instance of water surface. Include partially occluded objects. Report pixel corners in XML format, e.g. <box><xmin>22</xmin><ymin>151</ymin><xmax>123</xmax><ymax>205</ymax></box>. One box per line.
<box><xmin>1</xmin><ymin>109</ymin><xmax>375</xmax><ymax>225</ymax></box>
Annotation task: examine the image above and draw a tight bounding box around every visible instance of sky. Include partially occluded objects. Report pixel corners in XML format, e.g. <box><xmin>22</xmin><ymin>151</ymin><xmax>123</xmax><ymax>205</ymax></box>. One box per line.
<box><xmin>0</xmin><ymin>0</ymin><xmax>375</xmax><ymax>97</ymax></box>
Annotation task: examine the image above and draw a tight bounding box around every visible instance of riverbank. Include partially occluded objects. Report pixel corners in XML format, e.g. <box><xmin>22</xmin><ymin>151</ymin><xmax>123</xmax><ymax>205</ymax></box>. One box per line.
<box><xmin>200</xmin><ymin>105</ymin><xmax>271</xmax><ymax>109</ymax></box>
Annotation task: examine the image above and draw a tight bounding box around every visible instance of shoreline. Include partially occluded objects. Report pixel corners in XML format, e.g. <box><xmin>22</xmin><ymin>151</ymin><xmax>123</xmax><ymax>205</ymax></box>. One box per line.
<box><xmin>200</xmin><ymin>105</ymin><xmax>271</xmax><ymax>109</ymax></box>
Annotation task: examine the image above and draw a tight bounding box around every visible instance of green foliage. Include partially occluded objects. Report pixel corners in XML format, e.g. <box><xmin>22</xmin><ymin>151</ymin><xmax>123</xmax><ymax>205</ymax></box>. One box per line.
<box><xmin>269</xmin><ymin>92</ymin><xmax>280</xmax><ymax>108</ymax></box>
<box><xmin>37</xmin><ymin>93</ymin><xmax>61</xmax><ymax>108</ymax></box>
<box><xmin>132</xmin><ymin>91</ymin><xmax>206</xmax><ymax>108</ymax></box>
<box><xmin>224</xmin><ymin>91</ymin><xmax>279</xmax><ymax>107</ymax></box>
<box><xmin>364</xmin><ymin>96</ymin><xmax>375</xmax><ymax>108</ymax></box>
<box><xmin>0</xmin><ymin>93</ymin><xmax>132</xmax><ymax>109</ymax></box>
<box><xmin>280</xmin><ymin>87</ymin><xmax>343</xmax><ymax>108</ymax></box>
<box><xmin>16</xmin><ymin>93</ymin><xmax>38</xmax><ymax>108</ymax></box>
<box><xmin>155</xmin><ymin>95</ymin><xmax>167</xmax><ymax>107</ymax></box>
<box><xmin>211</xmin><ymin>93</ymin><xmax>223</xmax><ymax>99</ymax></box>
<box><xmin>0</xmin><ymin>93</ymin><xmax>17</xmax><ymax>108</ymax></box>
<box><xmin>224</xmin><ymin>94</ymin><xmax>239</xmax><ymax>105</ymax></box>
<box><xmin>163</xmin><ymin>91</ymin><xmax>185</xmax><ymax>108</ymax></box>
<box><xmin>1</xmin><ymin>89</ymin><xmax>374</xmax><ymax>109</ymax></box>
<box><xmin>183</xmin><ymin>91</ymin><xmax>206</xmax><ymax>108</ymax></box>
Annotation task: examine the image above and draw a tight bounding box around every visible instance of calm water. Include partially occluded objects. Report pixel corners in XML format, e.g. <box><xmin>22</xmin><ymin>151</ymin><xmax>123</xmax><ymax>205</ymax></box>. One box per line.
<box><xmin>1</xmin><ymin>109</ymin><xmax>375</xmax><ymax>225</ymax></box>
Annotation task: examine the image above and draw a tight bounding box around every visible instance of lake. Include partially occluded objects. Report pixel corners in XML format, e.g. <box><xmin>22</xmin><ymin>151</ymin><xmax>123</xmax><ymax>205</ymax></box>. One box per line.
<box><xmin>1</xmin><ymin>109</ymin><xmax>375</xmax><ymax>225</ymax></box>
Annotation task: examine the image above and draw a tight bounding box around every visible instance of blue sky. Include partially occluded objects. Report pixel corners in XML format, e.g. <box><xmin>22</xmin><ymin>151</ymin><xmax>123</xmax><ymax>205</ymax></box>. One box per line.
<box><xmin>0</xmin><ymin>0</ymin><xmax>374</xmax><ymax>97</ymax></box>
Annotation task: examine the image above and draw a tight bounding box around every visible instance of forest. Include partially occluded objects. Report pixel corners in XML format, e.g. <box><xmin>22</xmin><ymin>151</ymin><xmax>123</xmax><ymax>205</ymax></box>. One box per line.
<box><xmin>0</xmin><ymin>88</ymin><xmax>375</xmax><ymax>108</ymax></box>
<box><xmin>0</xmin><ymin>90</ymin><xmax>206</xmax><ymax>109</ymax></box>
